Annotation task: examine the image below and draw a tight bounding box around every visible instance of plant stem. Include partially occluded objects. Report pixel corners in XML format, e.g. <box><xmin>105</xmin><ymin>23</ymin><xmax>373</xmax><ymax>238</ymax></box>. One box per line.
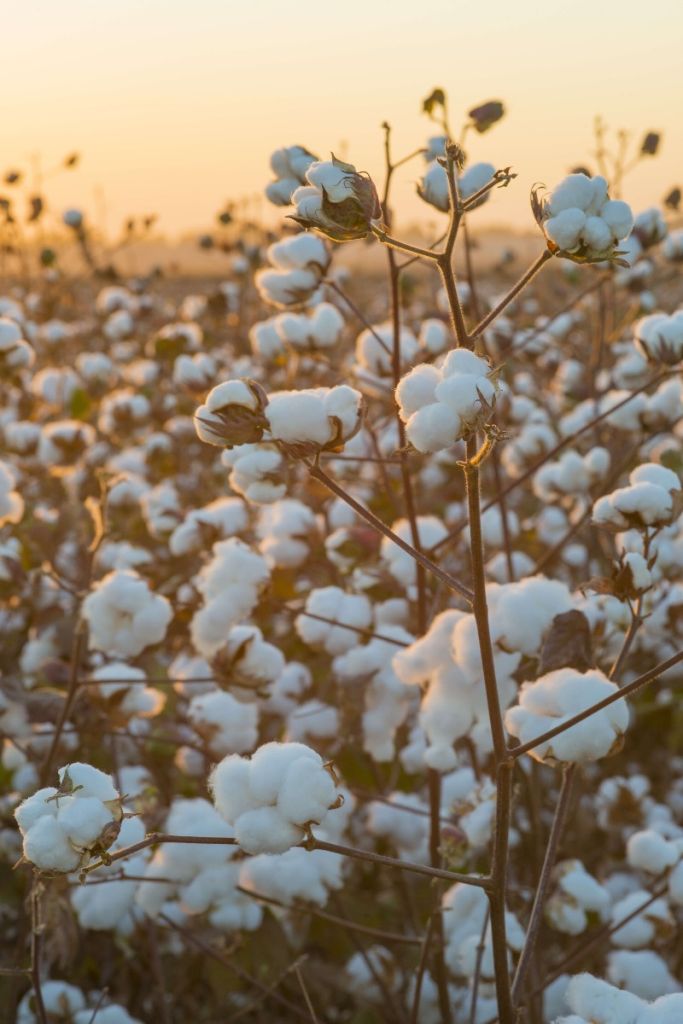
<box><xmin>307</xmin><ymin>462</ymin><xmax>473</xmax><ymax>603</ymax></box>
<box><xmin>469</xmin><ymin>250</ymin><xmax>552</xmax><ymax>342</ymax></box>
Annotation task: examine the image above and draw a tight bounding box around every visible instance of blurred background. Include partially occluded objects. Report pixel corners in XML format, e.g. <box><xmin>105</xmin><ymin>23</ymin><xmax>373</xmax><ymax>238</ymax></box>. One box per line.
<box><xmin>2</xmin><ymin>0</ymin><xmax>681</xmax><ymax>239</ymax></box>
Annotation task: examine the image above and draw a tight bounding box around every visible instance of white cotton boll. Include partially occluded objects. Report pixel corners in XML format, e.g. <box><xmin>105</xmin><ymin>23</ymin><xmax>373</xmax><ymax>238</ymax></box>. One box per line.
<box><xmin>296</xmin><ymin>586</ymin><xmax>372</xmax><ymax>655</ymax></box>
<box><xmin>59</xmin><ymin>763</ymin><xmax>119</xmax><ymax>802</ymax></box>
<box><xmin>23</xmin><ymin>815</ymin><xmax>82</xmax><ymax>872</ymax></box>
<box><xmin>593</xmin><ymin>482</ymin><xmax>674</xmax><ymax>530</ymax></box>
<box><xmin>610</xmin><ymin>890</ymin><xmax>672</xmax><ymax>948</ymax></box>
<box><xmin>324</xmin><ymin>384</ymin><xmax>363</xmax><ymax>437</ymax></box>
<box><xmin>607</xmin><ymin>950</ymin><xmax>681</xmax><ymax>1000</ymax></box>
<box><xmin>479</xmin><ymin>505</ymin><xmax>520</xmax><ymax>547</ymax></box>
<box><xmin>82</xmin><ymin>571</ymin><xmax>172</xmax><ymax>658</ymax></box>
<box><xmin>17</xmin><ymin>981</ymin><xmax>87</xmax><ymax>1022</ymax></box>
<box><xmin>406</xmin><ymin>403</ymin><xmax>460</xmax><ymax>452</ymax></box>
<box><xmin>581</xmin><ymin>216</ymin><xmax>613</xmax><ymax>252</ymax></box>
<box><xmin>419</xmin><ymin>318</ymin><xmax>450</xmax><ymax>354</ymax></box>
<box><xmin>267</xmin><ymin>233</ymin><xmax>330</xmax><ymax>272</ymax></box>
<box><xmin>544</xmin><ymin>209</ymin><xmax>586</xmax><ymax>251</ymax></box>
<box><xmin>459</xmin><ymin>162</ymin><xmax>496</xmax><ymax>202</ymax></box>
<box><xmin>266</xmin><ymin>177</ymin><xmax>299</xmax><ymax>205</ymax></box>
<box><xmin>266</xmin><ymin>391</ymin><xmax>330</xmax><ymax>445</ymax></box>
<box><xmin>441</xmin><ymin>348</ymin><xmax>491</xmax><ymax>378</ymax></box>
<box><xmin>188</xmin><ymin>691</ymin><xmax>259</xmax><ymax>756</ymax></box>
<box><xmin>637</xmin><ymin>994</ymin><xmax>683</xmax><ymax>1023</ymax></box>
<box><xmin>489</xmin><ymin>576</ymin><xmax>573</xmax><ymax>656</ymax></box>
<box><xmin>57</xmin><ymin>796</ymin><xmax>115</xmax><ymax>849</ymax></box>
<box><xmin>310</xmin><ymin>302</ymin><xmax>344</xmax><ymax>347</ymax></box>
<box><xmin>601</xmin><ymin>199</ymin><xmax>635</xmax><ymax>239</ymax></box>
<box><xmin>504</xmin><ymin>668</ymin><xmax>628</xmax><ymax>763</ymax></box>
<box><xmin>278</xmin><ymin>758</ymin><xmax>336</xmax><ymax>825</ymax></box>
<box><xmin>564</xmin><ymin>972</ymin><xmax>645</xmax><ymax>1023</ymax></box>
<box><xmin>630</xmin><ymin>463</ymin><xmax>681</xmax><ymax>492</ymax></box>
<box><xmin>396</xmin><ymin>364</ymin><xmax>441</xmax><ymax>418</ymax></box>
<box><xmin>248</xmin><ymin>741</ymin><xmax>322</xmax><ymax>804</ymax></box>
<box><xmin>626</xmin><ymin>830</ymin><xmax>679</xmax><ymax>874</ymax></box>
<box><xmin>356</xmin><ymin>321</ymin><xmax>419</xmax><ymax>376</ymax></box>
<box><xmin>434</xmin><ymin>372</ymin><xmax>495</xmax><ymax>420</ymax></box>
<box><xmin>210</xmin><ymin>754</ymin><xmax>256</xmax><ymax>822</ymax></box>
<box><xmin>418</xmin><ymin>161</ymin><xmax>450</xmax><ymax>212</ymax></box>
<box><xmin>287</xmin><ymin>700</ymin><xmax>339</xmax><ymax>742</ymax></box>
<box><xmin>14</xmin><ymin>788</ymin><xmax>59</xmax><ymax>834</ymax></box>
<box><xmin>622</xmin><ymin>552</ymin><xmax>652</xmax><ymax>592</ymax></box>
<box><xmin>249</xmin><ymin>319</ymin><xmax>285</xmax><ymax>360</ymax></box>
<box><xmin>234</xmin><ymin>806</ymin><xmax>303</xmax><ymax>854</ymax></box>
<box><xmin>548</xmin><ymin>174</ymin><xmax>596</xmax><ymax>215</ymax></box>
<box><xmin>255</xmin><ymin>267</ymin><xmax>321</xmax><ymax>308</ymax></box>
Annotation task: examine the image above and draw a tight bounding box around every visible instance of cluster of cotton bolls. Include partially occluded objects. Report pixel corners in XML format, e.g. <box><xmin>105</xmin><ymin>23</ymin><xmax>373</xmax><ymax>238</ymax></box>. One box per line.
<box><xmin>250</xmin><ymin>301</ymin><xmax>345</xmax><ymax>358</ymax></box>
<box><xmin>418</xmin><ymin>157</ymin><xmax>497</xmax><ymax>213</ymax></box>
<box><xmin>15</xmin><ymin>763</ymin><xmax>122</xmax><ymax>873</ymax></box>
<box><xmin>81</xmin><ymin>569</ymin><xmax>173</xmax><ymax>658</ymax></box>
<box><xmin>265</xmin><ymin>144</ymin><xmax>318</xmax><ymax>207</ymax></box>
<box><xmin>396</xmin><ymin>350</ymin><xmax>497</xmax><ymax>453</ymax></box>
<box><xmin>538</xmin><ymin>172</ymin><xmax>634</xmax><ymax>260</ymax></box>
<box><xmin>16</xmin><ymin>981</ymin><xmax>143</xmax><ymax>1024</ymax></box>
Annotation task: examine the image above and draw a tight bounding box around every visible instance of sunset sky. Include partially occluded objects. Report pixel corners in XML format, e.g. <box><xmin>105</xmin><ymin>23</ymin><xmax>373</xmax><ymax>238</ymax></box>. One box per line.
<box><xmin>3</xmin><ymin>0</ymin><xmax>681</xmax><ymax>238</ymax></box>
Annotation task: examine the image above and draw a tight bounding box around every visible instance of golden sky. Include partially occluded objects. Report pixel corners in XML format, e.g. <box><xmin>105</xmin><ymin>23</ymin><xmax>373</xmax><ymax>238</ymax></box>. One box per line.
<box><xmin>2</xmin><ymin>0</ymin><xmax>681</xmax><ymax>237</ymax></box>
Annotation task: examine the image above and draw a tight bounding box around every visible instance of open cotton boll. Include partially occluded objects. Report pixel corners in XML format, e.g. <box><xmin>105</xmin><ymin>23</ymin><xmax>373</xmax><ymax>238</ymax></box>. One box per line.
<box><xmin>14</xmin><ymin>787</ymin><xmax>60</xmax><ymax>833</ymax></box>
<box><xmin>607</xmin><ymin>950</ymin><xmax>681</xmax><ymax>1001</ymax></box>
<box><xmin>547</xmin><ymin>174</ymin><xmax>598</xmax><ymax>216</ymax></box>
<box><xmin>593</xmin><ymin>479</ymin><xmax>677</xmax><ymax>530</ymax></box>
<box><xmin>248</xmin><ymin>741</ymin><xmax>322</xmax><ymax>804</ymax></box>
<box><xmin>23</xmin><ymin>814</ymin><xmax>82</xmax><ymax>873</ymax></box>
<box><xmin>187</xmin><ymin>691</ymin><xmax>259</xmax><ymax>756</ymax></box>
<box><xmin>169</xmin><ymin>497</ymin><xmax>248</xmax><ymax>557</ymax></box>
<box><xmin>419</xmin><ymin>318</ymin><xmax>450</xmax><ymax>354</ymax></box>
<box><xmin>16</xmin><ymin>980</ymin><xmax>87</xmax><ymax>1022</ymax></box>
<box><xmin>544</xmin><ymin>209</ymin><xmax>586</xmax><ymax>251</ymax></box>
<box><xmin>609</xmin><ymin>890</ymin><xmax>673</xmax><ymax>948</ymax></box>
<box><xmin>240</xmin><ymin>847</ymin><xmax>343</xmax><ymax>907</ymax></box>
<box><xmin>309</xmin><ymin>302</ymin><xmax>345</xmax><ymax>347</ymax></box>
<box><xmin>395</xmin><ymin>364</ymin><xmax>441</xmax><ymax>419</ymax></box>
<box><xmin>57</xmin><ymin>796</ymin><xmax>115</xmax><ymax>849</ymax></box>
<box><xmin>356</xmin><ymin>321</ymin><xmax>420</xmax><ymax>376</ymax></box>
<box><xmin>267</xmin><ymin>233</ymin><xmax>330</xmax><ymax>273</ymax></box>
<box><xmin>222</xmin><ymin>444</ymin><xmax>287</xmax><ymax>504</ymax></box>
<box><xmin>287</xmin><ymin>699</ymin><xmax>340</xmax><ymax>742</ymax></box>
<box><xmin>406</xmin><ymin>402</ymin><xmax>461</xmax><ymax>452</ymax></box>
<box><xmin>381</xmin><ymin>516</ymin><xmax>447</xmax><ymax>588</ymax></box>
<box><xmin>505</xmin><ymin>668</ymin><xmax>629</xmax><ymax>763</ymax></box>
<box><xmin>59</xmin><ymin>763</ymin><xmax>119</xmax><ymax>803</ymax></box>
<box><xmin>459</xmin><ymin>162</ymin><xmax>496</xmax><ymax>202</ymax></box>
<box><xmin>277</xmin><ymin>756</ymin><xmax>338</xmax><ymax>825</ymax></box>
<box><xmin>210</xmin><ymin>754</ymin><xmax>255</xmax><ymax>822</ymax></box>
<box><xmin>626</xmin><ymin>830</ymin><xmax>679</xmax><ymax>874</ymax></box>
<box><xmin>254</xmin><ymin>267</ymin><xmax>321</xmax><ymax>308</ymax></box>
<box><xmin>82</xmin><ymin>570</ymin><xmax>172</xmax><ymax>658</ymax></box>
<box><xmin>233</xmin><ymin>806</ymin><xmax>305</xmax><ymax>854</ymax></box>
<box><xmin>562</xmin><ymin>973</ymin><xmax>645</xmax><ymax>1024</ymax></box>
<box><xmin>296</xmin><ymin>586</ymin><xmax>373</xmax><ymax>655</ymax></box>
<box><xmin>249</xmin><ymin>318</ymin><xmax>285</xmax><ymax>360</ymax></box>
<box><xmin>630</xmin><ymin>462</ymin><xmax>681</xmax><ymax>492</ymax></box>
<box><xmin>418</xmin><ymin>160</ymin><xmax>450</xmax><ymax>212</ymax></box>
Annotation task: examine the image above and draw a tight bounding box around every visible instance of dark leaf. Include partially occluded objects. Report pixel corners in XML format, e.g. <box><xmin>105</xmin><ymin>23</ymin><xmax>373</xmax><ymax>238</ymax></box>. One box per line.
<box><xmin>538</xmin><ymin>610</ymin><xmax>594</xmax><ymax>674</ymax></box>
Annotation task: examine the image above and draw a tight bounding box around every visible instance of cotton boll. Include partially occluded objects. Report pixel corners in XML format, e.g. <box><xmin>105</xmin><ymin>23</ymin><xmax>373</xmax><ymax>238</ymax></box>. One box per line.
<box><xmin>544</xmin><ymin>209</ymin><xmax>586</xmax><ymax>251</ymax></box>
<box><xmin>504</xmin><ymin>668</ymin><xmax>629</xmax><ymax>763</ymax></box>
<box><xmin>607</xmin><ymin>950</ymin><xmax>681</xmax><ymax>1000</ymax></box>
<box><xmin>547</xmin><ymin>174</ymin><xmax>596</xmax><ymax>216</ymax></box>
<box><xmin>57</xmin><ymin>796</ymin><xmax>115</xmax><ymax>849</ymax></box>
<box><xmin>563</xmin><ymin>972</ymin><xmax>645</xmax><ymax>1023</ymax></box>
<box><xmin>601</xmin><ymin>199</ymin><xmax>635</xmax><ymax>239</ymax></box>
<box><xmin>581</xmin><ymin>216</ymin><xmax>613</xmax><ymax>252</ymax></box>
<box><xmin>210</xmin><ymin>754</ymin><xmax>256</xmax><ymax>822</ymax></box>
<box><xmin>23</xmin><ymin>814</ymin><xmax>82</xmax><ymax>872</ymax></box>
<box><xmin>82</xmin><ymin>571</ymin><xmax>172</xmax><ymax>658</ymax></box>
<box><xmin>459</xmin><ymin>162</ymin><xmax>496</xmax><ymax>202</ymax></box>
<box><xmin>277</xmin><ymin>758</ymin><xmax>337</xmax><ymax>825</ymax></box>
<box><xmin>610</xmin><ymin>890</ymin><xmax>673</xmax><ymax>948</ymax></box>
<box><xmin>188</xmin><ymin>691</ymin><xmax>259</xmax><ymax>756</ymax></box>
<box><xmin>419</xmin><ymin>318</ymin><xmax>450</xmax><ymax>354</ymax></box>
<box><xmin>626</xmin><ymin>830</ymin><xmax>679</xmax><ymax>874</ymax></box>
<box><xmin>59</xmin><ymin>763</ymin><xmax>119</xmax><ymax>803</ymax></box>
<box><xmin>14</xmin><ymin>788</ymin><xmax>60</xmax><ymax>833</ymax></box>
<box><xmin>234</xmin><ymin>806</ymin><xmax>303</xmax><ymax>854</ymax></box>
<box><xmin>418</xmin><ymin>161</ymin><xmax>450</xmax><ymax>212</ymax></box>
<box><xmin>296</xmin><ymin>586</ymin><xmax>373</xmax><ymax>655</ymax></box>
<box><xmin>406</xmin><ymin>402</ymin><xmax>460</xmax><ymax>452</ymax></box>
<box><xmin>287</xmin><ymin>700</ymin><xmax>340</xmax><ymax>742</ymax></box>
<box><xmin>267</xmin><ymin>233</ymin><xmax>330</xmax><ymax>273</ymax></box>
<box><xmin>248</xmin><ymin>741</ymin><xmax>322</xmax><ymax>804</ymax></box>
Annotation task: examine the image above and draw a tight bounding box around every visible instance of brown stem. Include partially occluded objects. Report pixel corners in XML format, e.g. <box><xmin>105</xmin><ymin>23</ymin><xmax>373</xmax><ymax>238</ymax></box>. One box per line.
<box><xmin>469</xmin><ymin>250</ymin><xmax>552</xmax><ymax>342</ymax></box>
<box><xmin>307</xmin><ymin>462</ymin><xmax>473</xmax><ymax>603</ymax></box>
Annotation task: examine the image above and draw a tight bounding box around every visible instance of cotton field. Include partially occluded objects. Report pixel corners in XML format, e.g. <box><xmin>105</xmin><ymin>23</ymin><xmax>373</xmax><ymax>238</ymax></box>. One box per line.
<box><xmin>3</xmin><ymin>86</ymin><xmax>683</xmax><ymax>1024</ymax></box>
